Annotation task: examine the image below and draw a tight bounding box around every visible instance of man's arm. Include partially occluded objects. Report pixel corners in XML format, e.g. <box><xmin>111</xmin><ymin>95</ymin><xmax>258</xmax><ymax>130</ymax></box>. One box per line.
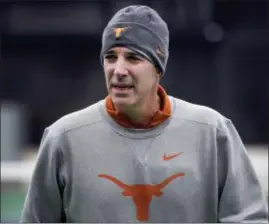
<box><xmin>20</xmin><ymin>128</ymin><xmax>65</xmax><ymax>223</ymax></box>
<box><xmin>217</xmin><ymin>119</ymin><xmax>268</xmax><ymax>223</ymax></box>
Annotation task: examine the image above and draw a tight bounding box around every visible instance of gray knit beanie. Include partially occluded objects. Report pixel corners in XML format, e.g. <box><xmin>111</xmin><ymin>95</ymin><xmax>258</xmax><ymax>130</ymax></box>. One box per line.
<box><xmin>100</xmin><ymin>5</ymin><xmax>169</xmax><ymax>75</ymax></box>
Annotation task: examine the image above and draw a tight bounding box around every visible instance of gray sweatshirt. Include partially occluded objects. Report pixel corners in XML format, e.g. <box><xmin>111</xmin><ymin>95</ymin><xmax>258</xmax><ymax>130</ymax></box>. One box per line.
<box><xmin>20</xmin><ymin>96</ymin><xmax>268</xmax><ymax>223</ymax></box>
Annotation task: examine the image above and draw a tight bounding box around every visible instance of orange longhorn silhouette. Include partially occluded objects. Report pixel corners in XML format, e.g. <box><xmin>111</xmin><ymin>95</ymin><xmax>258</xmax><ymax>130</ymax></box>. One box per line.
<box><xmin>98</xmin><ymin>173</ymin><xmax>185</xmax><ymax>221</ymax></box>
<box><xmin>113</xmin><ymin>27</ymin><xmax>130</xmax><ymax>39</ymax></box>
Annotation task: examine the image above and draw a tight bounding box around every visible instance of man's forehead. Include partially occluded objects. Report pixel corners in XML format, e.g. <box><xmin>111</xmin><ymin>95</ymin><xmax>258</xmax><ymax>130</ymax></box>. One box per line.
<box><xmin>106</xmin><ymin>47</ymin><xmax>137</xmax><ymax>54</ymax></box>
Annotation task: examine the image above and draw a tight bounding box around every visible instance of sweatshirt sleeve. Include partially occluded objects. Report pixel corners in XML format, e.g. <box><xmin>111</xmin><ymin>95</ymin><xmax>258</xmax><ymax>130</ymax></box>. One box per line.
<box><xmin>20</xmin><ymin>127</ymin><xmax>66</xmax><ymax>223</ymax></box>
<box><xmin>217</xmin><ymin>119</ymin><xmax>268</xmax><ymax>223</ymax></box>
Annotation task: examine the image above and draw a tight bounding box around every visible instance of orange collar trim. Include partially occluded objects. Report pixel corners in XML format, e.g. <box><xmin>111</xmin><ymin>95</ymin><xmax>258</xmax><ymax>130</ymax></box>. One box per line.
<box><xmin>105</xmin><ymin>85</ymin><xmax>171</xmax><ymax>129</ymax></box>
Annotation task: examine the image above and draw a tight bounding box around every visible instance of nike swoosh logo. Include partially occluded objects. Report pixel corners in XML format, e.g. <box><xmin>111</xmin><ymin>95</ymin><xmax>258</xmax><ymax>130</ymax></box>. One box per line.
<box><xmin>163</xmin><ymin>152</ymin><xmax>183</xmax><ymax>161</ymax></box>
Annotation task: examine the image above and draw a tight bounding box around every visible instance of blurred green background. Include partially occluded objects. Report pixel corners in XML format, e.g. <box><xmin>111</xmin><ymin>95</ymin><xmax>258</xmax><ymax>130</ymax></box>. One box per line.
<box><xmin>1</xmin><ymin>183</ymin><xmax>28</xmax><ymax>222</ymax></box>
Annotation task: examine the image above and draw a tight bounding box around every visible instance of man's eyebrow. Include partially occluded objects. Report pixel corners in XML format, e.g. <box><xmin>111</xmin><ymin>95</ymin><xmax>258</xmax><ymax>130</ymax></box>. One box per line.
<box><xmin>125</xmin><ymin>51</ymin><xmax>141</xmax><ymax>57</ymax></box>
<box><xmin>104</xmin><ymin>50</ymin><xmax>115</xmax><ymax>55</ymax></box>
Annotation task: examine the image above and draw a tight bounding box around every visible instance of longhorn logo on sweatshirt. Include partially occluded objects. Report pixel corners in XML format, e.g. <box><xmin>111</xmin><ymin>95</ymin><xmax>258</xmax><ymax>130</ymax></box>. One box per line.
<box><xmin>98</xmin><ymin>172</ymin><xmax>185</xmax><ymax>221</ymax></box>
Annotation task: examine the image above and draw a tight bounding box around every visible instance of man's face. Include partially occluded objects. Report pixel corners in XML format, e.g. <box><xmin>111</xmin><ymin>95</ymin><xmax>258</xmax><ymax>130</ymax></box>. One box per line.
<box><xmin>103</xmin><ymin>47</ymin><xmax>160</xmax><ymax>109</ymax></box>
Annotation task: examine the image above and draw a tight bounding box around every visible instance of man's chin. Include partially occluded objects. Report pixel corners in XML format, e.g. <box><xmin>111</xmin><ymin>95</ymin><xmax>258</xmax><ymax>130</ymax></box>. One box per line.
<box><xmin>111</xmin><ymin>96</ymin><xmax>135</xmax><ymax>108</ymax></box>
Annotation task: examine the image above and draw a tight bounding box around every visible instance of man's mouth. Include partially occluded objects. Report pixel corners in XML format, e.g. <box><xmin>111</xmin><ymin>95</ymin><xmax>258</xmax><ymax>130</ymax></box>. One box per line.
<box><xmin>111</xmin><ymin>84</ymin><xmax>134</xmax><ymax>90</ymax></box>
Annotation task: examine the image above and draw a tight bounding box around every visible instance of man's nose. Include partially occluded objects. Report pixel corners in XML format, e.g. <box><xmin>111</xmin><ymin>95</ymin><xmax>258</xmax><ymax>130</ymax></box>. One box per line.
<box><xmin>113</xmin><ymin>59</ymin><xmax>128</xmax><ymax>78</ymax></box>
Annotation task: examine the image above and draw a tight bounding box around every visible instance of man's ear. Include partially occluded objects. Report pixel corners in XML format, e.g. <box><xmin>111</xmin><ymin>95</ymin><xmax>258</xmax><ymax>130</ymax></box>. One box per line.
<box><xmin>157</xmin><ymin>70</ymin><xmax>163</xmax><ymax>78</ymax></box>
<box><xmin>155</xmin><ymin>67</ymin><xmax>163</xmax><ymax>78</ymax></box>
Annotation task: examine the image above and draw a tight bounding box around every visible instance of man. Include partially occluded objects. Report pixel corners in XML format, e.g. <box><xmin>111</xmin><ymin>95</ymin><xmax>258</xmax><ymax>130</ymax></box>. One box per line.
<box><xmin>21</xmin><ymin>5</ymin><xmax>268</xmax><ymax>223</ymax></box>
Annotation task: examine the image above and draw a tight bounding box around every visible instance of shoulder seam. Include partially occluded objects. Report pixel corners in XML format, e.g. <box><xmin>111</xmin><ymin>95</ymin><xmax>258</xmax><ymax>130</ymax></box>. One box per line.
<box><xmin>49</xmin><ymin>119</ymin><xmax>104</xmax><ymax>137</ymax></box>
<box><xmin>172</xmin><ymin>115</ymin><xmax>230</xmax><ymax>133</ymax></box>
<box><xmin>64</xmin><ymin>119</ymin><xmax>104</xmax><ymax>135</ymax></box>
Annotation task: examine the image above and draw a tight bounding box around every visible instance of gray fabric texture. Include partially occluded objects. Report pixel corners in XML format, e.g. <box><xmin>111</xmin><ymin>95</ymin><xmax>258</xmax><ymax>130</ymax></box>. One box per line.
<box><xmin>100</xmin><ymin>5</ymin><xmax>169</xmax><ymax>74</ymax></box>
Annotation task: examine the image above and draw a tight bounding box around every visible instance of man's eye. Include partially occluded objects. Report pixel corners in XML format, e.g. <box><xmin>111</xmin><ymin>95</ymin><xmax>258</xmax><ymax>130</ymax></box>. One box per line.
<box><xmin>128</xmin><ymin>56</ymin><xmax>140</xmax><ymax>61</ymax></box>
<box><xmin>104</xmin><ymin>55</ymin><xmax>116</xmax><ymax>60</ymax></box>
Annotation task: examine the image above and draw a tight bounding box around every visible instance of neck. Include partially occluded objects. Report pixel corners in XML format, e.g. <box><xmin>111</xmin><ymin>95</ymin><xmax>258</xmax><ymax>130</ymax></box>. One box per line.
<box><xmin>115</xmin><ymin>92</ymin><xmax>160</xmax><ymax>127</ymax></box>
<box><xmin>105</xmin><ymin>85</ymin><xmax>171</xmax><ymax>129</ymax></box>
